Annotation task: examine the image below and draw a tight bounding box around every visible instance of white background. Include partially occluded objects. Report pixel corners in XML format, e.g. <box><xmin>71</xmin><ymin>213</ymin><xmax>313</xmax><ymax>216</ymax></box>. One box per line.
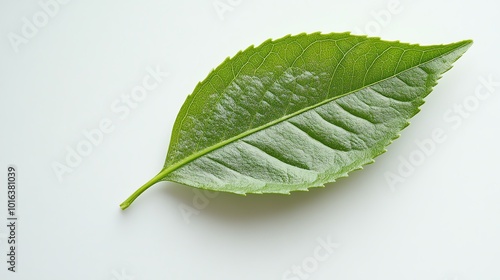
<box><xmin>1</xmin><ymin>0</ymin><xmax>499</xmax><ymax>279</ymax></box>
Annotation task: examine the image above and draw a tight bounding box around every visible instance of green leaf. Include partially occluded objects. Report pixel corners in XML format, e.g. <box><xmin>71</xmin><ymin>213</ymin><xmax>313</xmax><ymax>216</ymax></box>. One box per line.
<box><xmin>120</xmin><ymin>32</ymin><xmax>472</xmax><ymax>210</ymax></box>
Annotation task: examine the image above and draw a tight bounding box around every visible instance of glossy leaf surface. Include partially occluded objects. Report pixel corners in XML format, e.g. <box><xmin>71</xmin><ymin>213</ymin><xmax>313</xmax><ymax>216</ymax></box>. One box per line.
<box><xmin>120</xmin><ymin>33</ymin><xmax>471</xmax><ymax>209</ymax></box>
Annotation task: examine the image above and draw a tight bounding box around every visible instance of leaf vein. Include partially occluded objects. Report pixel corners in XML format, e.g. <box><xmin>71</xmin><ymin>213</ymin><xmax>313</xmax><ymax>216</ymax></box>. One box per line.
<box><xmin>240</xmin><ymin>140</ymin><xmax>313</xmax><ymax>171</ymax></box>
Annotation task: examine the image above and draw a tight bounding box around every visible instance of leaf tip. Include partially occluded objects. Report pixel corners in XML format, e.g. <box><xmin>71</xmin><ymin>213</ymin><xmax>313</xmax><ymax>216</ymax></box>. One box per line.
<box><xmin>462</xmin><ymin>39</ymin><xmax>474</xmax><ymax>45</ymax></box>
<box><xmin>455</xmin><ymin>39</ymin><xmax>474</xmax><ymax>52</ymax></box>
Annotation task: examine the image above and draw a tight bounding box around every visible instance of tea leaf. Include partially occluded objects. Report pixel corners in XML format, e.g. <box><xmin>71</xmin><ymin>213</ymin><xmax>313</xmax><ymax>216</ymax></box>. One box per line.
<box><xmin>120</xmin><ymin>32</ymin><xmax>472</xmax><ymax>209</ymax></box>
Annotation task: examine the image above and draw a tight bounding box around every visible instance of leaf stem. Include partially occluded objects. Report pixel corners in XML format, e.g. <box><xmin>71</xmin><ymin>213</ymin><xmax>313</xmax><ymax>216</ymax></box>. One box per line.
<box><xmin>119</xmin><ymin>171</ymin><xmax>165</xmax><ymax>210</ymax></box>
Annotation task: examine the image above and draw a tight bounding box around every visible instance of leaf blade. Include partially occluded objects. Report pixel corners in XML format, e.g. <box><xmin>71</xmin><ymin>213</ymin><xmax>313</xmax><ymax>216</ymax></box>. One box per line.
<box><xmin>164</xmin><ymin>36</ymin><xmax>471</xmax><ymax>193</ymax></box>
